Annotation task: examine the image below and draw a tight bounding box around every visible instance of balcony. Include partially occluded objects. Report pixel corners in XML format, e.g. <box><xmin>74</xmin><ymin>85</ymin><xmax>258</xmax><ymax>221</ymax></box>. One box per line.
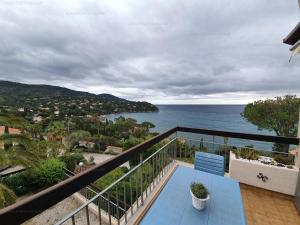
<box><xmin>0</xmin><ymin>127</ymin><xmax>300</xmax><ymax>225</ymax></box>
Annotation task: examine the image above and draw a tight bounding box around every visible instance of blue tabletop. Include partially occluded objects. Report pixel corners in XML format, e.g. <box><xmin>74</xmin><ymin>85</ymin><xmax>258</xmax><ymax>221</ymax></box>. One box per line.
<box><xmin>140</xmin><ymin>166</ymin><xmax>246</xmax><ymax>225</ymax></box>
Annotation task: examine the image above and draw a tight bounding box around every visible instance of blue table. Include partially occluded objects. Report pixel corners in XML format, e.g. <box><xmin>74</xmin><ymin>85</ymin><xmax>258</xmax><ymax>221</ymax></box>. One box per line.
<box><xmin>140</xmin><ymin>166</ymin><xmax>246</xmax><ymax>225</ymax></box>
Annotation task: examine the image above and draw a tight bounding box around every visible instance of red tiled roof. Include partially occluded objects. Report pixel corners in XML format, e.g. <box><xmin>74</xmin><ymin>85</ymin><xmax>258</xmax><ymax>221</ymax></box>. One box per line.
<box><xmin>0</xmin><ymin>126</ymin><xmax>5</xmax><ymax>135</ymax></box>
<box><xmin>290</xmin><ymin>149</ymin><xmax>297</xmax><ymax>156</ymax></box>
<box><xmin>8</xmin><ymin>128</ymin><xmax>21</xmax><ymax>135</ymax></box>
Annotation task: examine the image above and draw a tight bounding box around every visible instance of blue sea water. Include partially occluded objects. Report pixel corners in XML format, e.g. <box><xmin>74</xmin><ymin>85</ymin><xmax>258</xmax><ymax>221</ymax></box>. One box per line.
<box><xmin>107</xmin><ymin>105</ymin><xmax>278</xmax><ymax>150</ymax></box>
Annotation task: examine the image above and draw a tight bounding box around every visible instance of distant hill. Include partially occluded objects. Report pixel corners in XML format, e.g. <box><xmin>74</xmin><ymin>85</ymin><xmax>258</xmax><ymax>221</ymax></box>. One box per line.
<box><xmin>0</xmin><ymin>81</ymin><xmax>91</xmax><ymax>98</ymax></box>
<box><xmin>0</xmin><ymin>81</ymin><xmax>158</xmax><ymax>118</ymax></box>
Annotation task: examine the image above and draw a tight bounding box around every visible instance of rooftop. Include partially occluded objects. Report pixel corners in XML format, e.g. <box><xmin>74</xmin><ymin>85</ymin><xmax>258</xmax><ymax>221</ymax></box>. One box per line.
<box><xmin>283</xmin><ymin>22</ymin><xmax>300</xmax><ymax>45</ymax></box>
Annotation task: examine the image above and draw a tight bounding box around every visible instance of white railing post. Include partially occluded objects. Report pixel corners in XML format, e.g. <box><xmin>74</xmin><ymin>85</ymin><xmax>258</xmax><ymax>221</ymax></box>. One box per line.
<box><xmin>296</xmin><ymin>111</ymin><xmax>300</xmax><ymax>168</ymax></box>
<box><xmin>295</xmin><ymin>109</ymin><xmax>300</xmax><ymax>213</ymax></box>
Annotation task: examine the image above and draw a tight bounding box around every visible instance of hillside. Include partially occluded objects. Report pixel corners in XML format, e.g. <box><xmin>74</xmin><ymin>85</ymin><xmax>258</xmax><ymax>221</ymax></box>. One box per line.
<box><xmin>0</xmin><ymin>81</ymin><xmax>158</xmax><ymax>120</ymax></box>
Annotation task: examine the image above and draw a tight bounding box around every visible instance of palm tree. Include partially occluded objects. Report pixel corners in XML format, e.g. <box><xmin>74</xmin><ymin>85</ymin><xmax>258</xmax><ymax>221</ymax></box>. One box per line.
<box><xmin>0</xmin><ymin>147</ymin><xmax>41</xmax><ymax>167</ymax></box>
<box><xmin>0</xmin><ymin>112</ymin><xmax>28</xmax><ymax>131</ymax></box>
<box><xmin>0</xmin><ymin>134</ymin><xmax>39</xmax><ymax>167</ymax></box>
<box><xmin>0</xmin><ymin>184</ymin><xmax>17</xmax><ymax>209</ymax></box>
<box><xmin>46</xmin><ymin>121</ymin><xmax>67</xmax><ymax>143</ymax></box>
<box><xmin>0</xmin><ymin>114</ymin><xmax>41</xmax><ymax>167</ymax></box>
<box><xmin>27</xmin><ymin>123</ymin><xmax>42</xmax><ymax>140</ymax></box>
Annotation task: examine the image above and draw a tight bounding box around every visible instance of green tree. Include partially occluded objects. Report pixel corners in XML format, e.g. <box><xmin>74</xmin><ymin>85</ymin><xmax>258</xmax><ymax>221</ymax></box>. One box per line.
<box><xmin>94</xmin><ymin>167</ymin><xmax>127</xmax><ymax>190</ymax></box>
<box><xmin>65</xmin><ymin>130</ymin><xmax>91</xmax><ymax>149</ymax></box>
<box><xmin>141</xmin><ymin>121</ymin><xmax>155</xmax><ymax>132</ymax></box>
<box><xmin>59</xmin><ymin>153</ymin><xmax>85</xmax><ymax>172</ymax></box>
<box><xmin>46</xmin><ymin>121</ymin><xmax>67</xmax><ymax>142</ymax></box>
<box><xmin>242</xmin><ymin>95</ymin><xmax>300</xmax><ymax>152</ymax></box>
<box><xmin>0</xmin><ymin>133</ymin><xmax>42</xmax><ymax>167</ymax></box>
<box><xmin>0</xmin><ymin>147</ymin><xmax>40</xmax><ymax>167</ymax></box>
<box><xmin>34</xmin><ymin>158</ymin><xmax>66</xmax><ymax>187</ymax></box>
<box><xmin>1</xmin><ymin>170</ymin><xmax>38</xmax><ymax>196</ymax></box>
<box><xmin>121</xmin><ymin>135</ymin><xmax>141</xmax><ymax>150</ymax></box>
<box><xmin>27</xmin><ymin>123</ymin><xmax>42</xmax><ymax>140</ymax></box>
<box><xmin>0</xmin><ymin>113</ymin><xmax>28</xmax><ymax>130</ymax></box>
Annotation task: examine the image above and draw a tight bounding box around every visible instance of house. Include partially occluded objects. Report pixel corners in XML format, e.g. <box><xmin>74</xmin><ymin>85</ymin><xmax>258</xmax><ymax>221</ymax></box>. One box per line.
<box><xmin>283</xmin><ymin>2</ymin><xmax>300</xmax><ymax>59</ymax></box>
<box><xmin>105</xmin><ymin>145</ymin><xmax>123</xmax><ymax>155</ymax></box>
<box><xmin>8</xmin><ymin>128</ymin><xmax>21</xmax><ymax>135</ymax></box>
<box><xmin>45</xmin><ymin>134</ymin><xmax>63</xmax><ymax>142</ymax></box>
<box><xmin>0</xmin><ymin>127</ymin><xmax>22</xmax><ymax>149</ymax></box>
<box><xmin>290</xmin><ymin>148</ymin><xmax>298</xmax><ymax>156</ymax></box>
<box><xmin>0</xmin><ymin>126</ymin><xmax>5</xmax><ymax>135</ymax></box>
<box><xmin>33</xmin><ymin>115</ymin><xmax>43</xmax><ymax>122</ymax></box>
<box><xmin>78</xmin><ymin>140</ymin><xmax>95</xmax><ymax>149</ymax></box>
<box><xmin>37</xmin><ymin>107</ymin><xmax>50</xmax><ymax>111</ymax></box>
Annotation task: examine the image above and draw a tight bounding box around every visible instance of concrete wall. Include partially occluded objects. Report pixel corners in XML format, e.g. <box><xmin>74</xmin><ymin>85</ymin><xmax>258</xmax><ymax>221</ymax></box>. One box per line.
<box><xmin>229</xmin><ymin>152</ymin><xmax>299</xmax><ymax>196</ymax></box>
<box><xmin>294</xmin><ymin>111</ymin><xmax>300</xmax><ymax>212</ymax></box>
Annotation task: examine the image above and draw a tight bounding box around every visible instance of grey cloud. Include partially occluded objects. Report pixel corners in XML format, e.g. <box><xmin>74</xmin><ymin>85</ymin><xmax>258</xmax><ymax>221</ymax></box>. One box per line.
<box><xmin>0</xmin><ymin>0</ymin><xmax>299</xmax><ymax>103</ymax></box>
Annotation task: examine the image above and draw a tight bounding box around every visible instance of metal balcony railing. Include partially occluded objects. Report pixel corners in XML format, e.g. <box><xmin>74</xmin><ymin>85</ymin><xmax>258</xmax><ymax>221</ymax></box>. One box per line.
<box><xmin>56</xmin><ymin>138</ymin><xmax>177</xmax><ymax>225</ymax></box>
<box><xmin>0</xmin><ymin>127</ymin><xmax>298</xmax><ymax>225</ymax></box>
<box><xmin>56</xmin><ymin>135</ymin><xmax>296</xmax><ymax>225</ymax></box>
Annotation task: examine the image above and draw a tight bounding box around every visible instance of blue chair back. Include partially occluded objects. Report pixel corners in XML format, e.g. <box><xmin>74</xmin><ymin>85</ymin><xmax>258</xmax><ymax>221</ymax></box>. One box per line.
<box><xmin>194</xmin><ymin>152</ymin><xmax>225</xmax><ymax>176</ymax></box>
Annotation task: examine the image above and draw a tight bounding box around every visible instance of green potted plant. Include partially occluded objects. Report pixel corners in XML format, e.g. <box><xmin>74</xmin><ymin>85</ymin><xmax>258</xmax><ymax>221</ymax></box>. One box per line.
<box><xmin>190</xmin><ymin>182</ymin><xmax>209</xmax><ymax>210</ymax></box>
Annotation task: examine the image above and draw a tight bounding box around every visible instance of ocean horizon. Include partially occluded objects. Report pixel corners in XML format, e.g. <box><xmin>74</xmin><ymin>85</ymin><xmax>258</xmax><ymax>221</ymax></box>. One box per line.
<box><xmin>107</xmin><ymin>104</ymin><xmax>280</xmax><ymax>151</ymax></box>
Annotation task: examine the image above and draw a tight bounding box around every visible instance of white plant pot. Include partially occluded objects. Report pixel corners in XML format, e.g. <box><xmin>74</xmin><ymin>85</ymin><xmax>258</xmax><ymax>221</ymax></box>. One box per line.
<box><xmin>190</xmin><ymin>190</ymin><xmax>209</xmax><ymax>210</ymax></box>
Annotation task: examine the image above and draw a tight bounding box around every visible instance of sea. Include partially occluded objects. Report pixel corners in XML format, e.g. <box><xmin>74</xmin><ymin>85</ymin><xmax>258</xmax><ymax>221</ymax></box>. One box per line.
<box><xmin>107</xmin><ymin>105</ymin><xmax>282</xmax><ymax>151</ymax></box>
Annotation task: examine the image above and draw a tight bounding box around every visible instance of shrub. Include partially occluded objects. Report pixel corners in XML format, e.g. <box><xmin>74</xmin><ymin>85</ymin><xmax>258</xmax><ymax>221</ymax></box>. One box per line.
<box><xmin>59</xmin><ymin>153</ymin><xmax>85</xmax><ymax>172</ymax></box>
<box><xmin>233</xmin><ymin>145</ymin><xmax>260</xmax><ymax>160</ymax></box>
<box><xmin>1</xmin><ymin>170</ymin><xmax>38</xmax><ymax>196</ymax></box>
<box><xmin>0</xmin><ymin>184</ymin><xmax>17</xmax><ymax>209</ymax></box>
<box><xmin>59</xmin><ymin>155</ymin><xmax>77</xmax><ymax>172</ymax></box>
<box><xmin>34</xmin><ymin>158</ymin><xmax>65</xmax><ymax>187</ymax></box>
<box><xmin>94</xmin><ymin>167</ymin><xmax>126</xmax><ymax>190</ymax></box>
<box><xmin>88</xmin><ymin>156</ymin><xmax>95</xmax><ymax>165</ymax></box>
<box><xmin>274</xmin><ymin>155</ymin><xmax>295</xmax><ymax>165</ymax></box>
<box><xmin>72</xmin><ymin>153</ymin><xmax>86</xmax><ymax>164</ymax></box>
<box><xmin>190</xmin><ymin>182</ymin><xmax>209</xmax><ymax>199</ymax></box>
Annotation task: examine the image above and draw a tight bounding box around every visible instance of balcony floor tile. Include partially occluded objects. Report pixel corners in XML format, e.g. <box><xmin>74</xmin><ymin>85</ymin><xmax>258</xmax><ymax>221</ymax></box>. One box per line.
<box><xmin>240</xmin><ymin>184</ymin><xmax>300</xmax><ymax>225</ymax></box>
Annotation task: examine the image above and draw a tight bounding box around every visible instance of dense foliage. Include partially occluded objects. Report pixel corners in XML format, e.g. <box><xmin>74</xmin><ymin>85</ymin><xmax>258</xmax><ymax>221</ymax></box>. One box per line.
<box><xmin>94</xmin><ymin>163</ymin><xmax>153</xmax><ymax>209</ymax></box>
<box><xmin>59</xmin><ymin>153</ymin><xmax>86</xmax><ymax>172</ymax></box>
<box><xmin>233</xmin><ymin>145</ymin><xmax>260</xmax><ymax>160</ymax></box>
<box><xmin>1</xmin><ymin>170</ymin><xmax>38</xmax><ymax>196</ymax></box>
<box><xmin>0</xmin><ymin>113</ymin><xmax>29</xmax><ymax>129</ymax></box>
<box><xmin>273</xmin><ymin>155</ymin><xmax>295</xmax><ymax>165</ymax></box>
<box><xmin>94</xmin><ymin>167</ymin><xmax>128</xmax><ymax>190</ymax></box>
<box><xmin>0</xmin><ymin>112</ymin><xmax>157</xmax><ymax>166</ymax></box>
<box><xmin>34</xmin><ymin>158</ymin><xmax>66</xmax><ymax>187</ymax></box>
<box><xmin>0</xmin><ymin>82</ymin><xmax>160</xmax><ymax>210</ymax></box>
<box><xmin>0</xmin><ymin>184</ymin><xmax>17</xmax><ymax>209</ymax></box>
<box><xmin>242</xmin><ymin>95</ymin><xmax>300</xmax><ymax>137</ymax></box>
<box><xmin>0</xmin><ymin>110</ymin><xmax>158</xmax><ymax>208</ymax></box>
<box><xmin>242</xmin><ymin>95</ymin><xmax>300</xmax><ymax>152</ymax></box>
<box><xmin>0</xmin><ymin>81</ymin><xmax>158</xmax><ymax>120</ymax></box>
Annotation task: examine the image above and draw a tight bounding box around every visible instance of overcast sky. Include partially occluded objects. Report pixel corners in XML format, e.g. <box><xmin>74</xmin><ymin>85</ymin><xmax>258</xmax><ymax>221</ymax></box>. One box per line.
<box><xmin>0</xmin><ymin>0</ymin><xmax>299</xmax><ymax>104</ymax></box>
